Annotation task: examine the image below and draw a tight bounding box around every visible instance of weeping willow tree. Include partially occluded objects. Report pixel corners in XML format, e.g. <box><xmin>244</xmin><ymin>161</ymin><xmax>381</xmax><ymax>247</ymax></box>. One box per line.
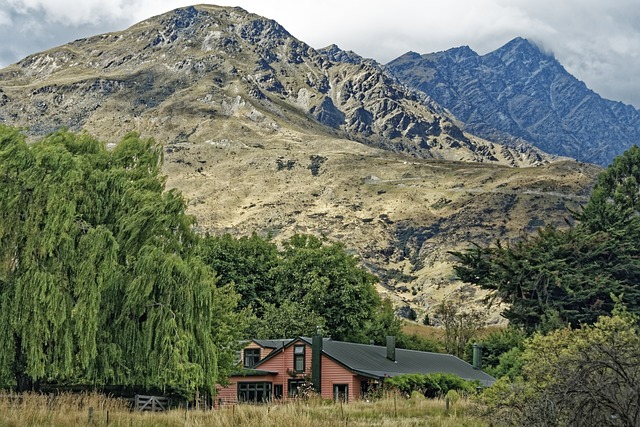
<box><xmin>0</xmin><ymin>126</ymin><xmax>246</xmax><ymax>396</ymax></box>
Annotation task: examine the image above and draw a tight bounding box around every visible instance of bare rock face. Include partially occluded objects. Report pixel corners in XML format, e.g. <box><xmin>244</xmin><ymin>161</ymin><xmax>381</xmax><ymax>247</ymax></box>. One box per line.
<box><xmin>0</xmin><ymin>6</ymin><xmax>598</xmax><ymax>321</ymax></box>
<box><xmin>387</xmin><ymin>37</ymin><xmax>640</xmax><ymax>166</ymax></box>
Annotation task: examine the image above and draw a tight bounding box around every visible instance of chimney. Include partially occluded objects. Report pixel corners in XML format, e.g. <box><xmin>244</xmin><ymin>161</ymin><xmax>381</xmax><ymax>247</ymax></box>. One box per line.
<box><xmin>311</xmin><ymin>334</ymin><xmax>322</xmax><ymax>393</ymax></box>
<box><xmin>386</xmin><ymin>336</ymin><xmax>396</xmax><ymax>362</ymax></box>
<box><xmin>472</xmin><ymin>343</ymin><xmax>482</xmax><ymax>370</ymax></box>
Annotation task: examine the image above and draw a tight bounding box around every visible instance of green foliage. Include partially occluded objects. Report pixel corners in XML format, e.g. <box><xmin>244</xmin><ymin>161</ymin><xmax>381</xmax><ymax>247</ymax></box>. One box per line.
<box><xmin>396</xmin><ymin>332</ymin><xmax>443</xmax><ymax>353</ymax></box>
<box><xmin>433</xmin><ymin>299</ymin><xmax>486</xmax><ymax>358</ymax></box>
<box><xmin>199</xmin><ymin>233</ymin><xmax>399</xmax><ymax>343</ymax></box>
<box><xmin>480</xmin><ymin>309</ymin><xmax>640</xmax><ymax>426</ymax></box>
<box><xmin>386</xmin><ymin>373</ymin><xmax>477</xmax><ymax>398</ymax></box>
<box><xmin>271</xmin><ymin>235</ymin><xmax>381</xmax><ymax>342</ymax></box>
<box><xmin>463</xmin><ymin>327</ymin><xmax>526</xmax><ymax>378</ymax></box>
<box><xmin>365</xmin><ymin>298</ymin><xmax>403</xmax><ymax>345</ymax></box>
<box><xmin>249</xmin><ymin>301</ymin><xmax>326</xmax><ymax>338</ymax></box>
<box><xmin>452</xmin><ymin>146</ymin><xmax>640</xmax><ymax>332</ymax></box>
<box><xmin>198</xmin><ymin>233</ymin><xmax>278</xmax><ymax>313</ymax></box>
<box><xmin>578</xmin><ymin>145</ymin><xmax>640</xmax><ymax>232</ymax></box>
<box><xmin>0</xmin><ymin>127</ymin><xmax>246</xmax><ymax>396</ymax></box>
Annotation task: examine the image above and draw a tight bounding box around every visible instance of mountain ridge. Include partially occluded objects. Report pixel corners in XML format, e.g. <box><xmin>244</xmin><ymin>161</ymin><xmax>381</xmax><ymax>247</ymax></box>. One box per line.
<box><xmin>387</xmin><ymin>37</ymin><xmax>640</xmax><ymax>166</ymax></box>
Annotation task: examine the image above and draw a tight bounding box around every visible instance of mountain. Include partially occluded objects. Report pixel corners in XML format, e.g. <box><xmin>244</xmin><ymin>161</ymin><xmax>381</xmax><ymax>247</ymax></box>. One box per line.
<box><xmin>387</xmin><ymin>37</ymin><xmax>640</xmax><ymax>166</ymax></box>
<box><xmin>0</xmin><ymin>6</ymin><xmax>599</xmax><ymax>321</ymax></box>
<box><xmin>0</xmin><ymin>6</ymin><xmax>549</xmax><ymax>166</ymax></box>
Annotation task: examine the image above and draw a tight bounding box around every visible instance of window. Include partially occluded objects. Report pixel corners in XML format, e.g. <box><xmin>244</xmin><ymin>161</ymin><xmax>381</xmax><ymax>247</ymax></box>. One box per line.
<box><xmin>243</xmin><ymin>348</ymin><xmax>261</xmax><ymax>368</ymax></box>
<box><xmin>237</xmin><ymin>382</ymin><xmax>272</xmax><ymax>403</ymax></box>
<box><xmin>333</xmin><ymin>384</ymin><xmax>348</xmax><ymax>403</ymax></box>
<box><xmin>293</xmin><ymin>345</ymin><xmax>305</xmax><ymax>372</ymax></box>
<box><xmin>274</xmin><ymin>384</ymin><xmax>283</xmax><ymax>399</ymax></box>
<box><xmin>288</xmin><ymin>379</ymin><xmax>307</xmax><ymax>397</ymax></box>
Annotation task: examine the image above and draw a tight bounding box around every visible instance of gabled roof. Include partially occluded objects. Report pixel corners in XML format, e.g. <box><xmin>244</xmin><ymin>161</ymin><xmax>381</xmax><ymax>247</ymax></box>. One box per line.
<box><xmin>303</xmin><ymin>337</ymin><xmax>495</xmax><ymax>386</ymax></box>
<box><xmin>251</xmin><ymin>336</ymin><xmax>495</xmax><ymax>386</ymax></box>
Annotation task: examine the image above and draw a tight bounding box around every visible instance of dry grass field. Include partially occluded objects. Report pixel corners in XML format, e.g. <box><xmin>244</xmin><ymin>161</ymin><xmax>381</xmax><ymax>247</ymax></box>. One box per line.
<box><xmin>0</xmin><ymin>392</ymin><xmax>488</xmax><ymax>427</ymax></box>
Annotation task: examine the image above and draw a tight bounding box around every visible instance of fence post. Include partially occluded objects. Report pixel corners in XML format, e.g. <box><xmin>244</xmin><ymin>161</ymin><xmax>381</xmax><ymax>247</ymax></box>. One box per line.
<box><xmin>445</xmin><ymin>397</ymin><xmax>450</xmax><ymax>416</ymax></box>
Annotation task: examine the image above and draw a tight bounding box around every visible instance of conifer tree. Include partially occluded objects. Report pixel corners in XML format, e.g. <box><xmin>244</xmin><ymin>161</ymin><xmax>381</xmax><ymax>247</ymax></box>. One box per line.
<box><xmin>452</xmin><ymin>146</ymin><xmax>640</xmax><ymax>331</ymax></box>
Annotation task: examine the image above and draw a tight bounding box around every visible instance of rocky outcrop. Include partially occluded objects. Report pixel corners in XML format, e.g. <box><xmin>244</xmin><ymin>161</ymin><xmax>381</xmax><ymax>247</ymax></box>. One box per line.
<box><xmin>387</xmin><ymin>37</ymin><xmax>640</xmax><ymax>166</ymax></box>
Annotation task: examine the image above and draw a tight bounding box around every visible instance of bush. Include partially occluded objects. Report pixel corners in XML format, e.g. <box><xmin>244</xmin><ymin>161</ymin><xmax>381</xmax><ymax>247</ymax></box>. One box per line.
<box><xmin>385</xmin><ymin>373</ymin><xmax>477</xmax><ymax>398</ymax></box>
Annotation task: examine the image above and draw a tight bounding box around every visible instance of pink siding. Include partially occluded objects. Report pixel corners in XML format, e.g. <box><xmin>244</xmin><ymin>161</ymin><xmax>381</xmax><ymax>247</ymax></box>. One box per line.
<box><xmin>320</xmin><ymin>355</ymin><xmax>359</xmax><ymax>403</ymax></box>
<box><xmin>258</xmin><ymin>342</ymin><xmax>302</xmax><ymax>397</ymax></box>
<box><xmin>215</xmin><ymin>373</ymin><xmax>276</xmax><ymax>407</ymax></box>
<box><xmin>218</xmin><ymin>339</ymin><xmax>369</xmax><ymax>406</ymax></box>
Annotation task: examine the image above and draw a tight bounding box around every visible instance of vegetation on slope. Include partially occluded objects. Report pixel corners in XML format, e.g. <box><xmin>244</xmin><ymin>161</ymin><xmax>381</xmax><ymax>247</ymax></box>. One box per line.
<box><xmin>452</xmin><ymin>146</ymin><xmax>640</xmax><ymax>426</ymax></box>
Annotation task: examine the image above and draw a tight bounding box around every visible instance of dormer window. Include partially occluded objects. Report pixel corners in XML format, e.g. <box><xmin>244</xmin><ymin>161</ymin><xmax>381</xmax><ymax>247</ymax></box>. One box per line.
<box><xmin>294</xmin><ymin>345</ymin><xmax>305</xmax><ymax>372</ymax></box>
<box><xmin>244</xmin><ymin>348</ymin><xmax>261</xmax><ymax>368</ymax></box>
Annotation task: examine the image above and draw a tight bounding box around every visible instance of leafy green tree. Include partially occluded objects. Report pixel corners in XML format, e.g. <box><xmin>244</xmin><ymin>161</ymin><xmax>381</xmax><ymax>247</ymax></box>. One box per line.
<box><xmin>480</xmin><ymin>307</ymin><xmax>640</xmax><ymax>427</ymax></box>
<box><xmin>249</xmin><ymin>301</ymin><xmax>326</xmax><ymax>339</ymax></box>
<box><xmin>0</xmin><ymin>127</ymin><xmax>245</xmax><ymax>396</ymax></box>
<box><xmin>578</xmin><ymin>145</ymin><xmax>640</xmax><ymax>232</ymax></box>
<box><xmin>366</xmin><ymin>298</ymin><xmax>403</xmax><ymax>345</ymax></box>
<box><xmin>198</xmin><ymin>233</ymin><xmax>279</xmax><ymax>313</ymax></box>
<box><xmin>271</xmin><ymin>235</ymin><xmax>381</xmax><ymax>342</ymax></box>
<box><xmin>464</xmin><ymin>327</ymin><xmax>526</xmax><ymax>378</ymax></box>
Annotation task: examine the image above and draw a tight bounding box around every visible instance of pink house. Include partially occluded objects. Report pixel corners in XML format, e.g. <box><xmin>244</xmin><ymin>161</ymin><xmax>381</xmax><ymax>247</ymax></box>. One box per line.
<box><xmin>215</xmin><ymin>336</ymin><xmax>494</xmax><ymax>406</ymax></box>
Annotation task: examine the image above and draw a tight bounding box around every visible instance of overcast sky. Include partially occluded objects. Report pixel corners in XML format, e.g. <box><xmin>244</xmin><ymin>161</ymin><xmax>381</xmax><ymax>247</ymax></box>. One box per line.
<box><xmin>1</xmin><ymin>0</ymin><xmax>639</xmax><ymax>108</ymax></box>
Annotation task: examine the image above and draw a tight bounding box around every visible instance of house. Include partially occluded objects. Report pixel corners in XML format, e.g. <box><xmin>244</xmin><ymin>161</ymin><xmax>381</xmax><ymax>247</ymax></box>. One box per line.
<box><xmin>215</xmin><ymin>336</ymin><xmax>495</xmax><ymax>406</ymax></box>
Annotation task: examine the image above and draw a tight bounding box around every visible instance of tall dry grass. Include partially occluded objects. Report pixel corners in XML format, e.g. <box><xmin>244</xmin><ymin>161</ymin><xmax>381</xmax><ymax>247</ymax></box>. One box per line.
<box><xmin>0</xmin><ymin>391</ymin><xmax>488</xmax><ymax>427</ymax></box>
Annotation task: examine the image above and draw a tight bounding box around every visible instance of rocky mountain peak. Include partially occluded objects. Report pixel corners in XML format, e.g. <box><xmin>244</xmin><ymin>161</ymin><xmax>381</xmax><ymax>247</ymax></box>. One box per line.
<box><xmin>317</xmin><ymin>44</ymin><xmax>364</xmax><ymax>65</ymax></box>
<box><xmin>387</xmin><ymin>38</ymin><xmax>640</xmax><ymax>166</ymax></box>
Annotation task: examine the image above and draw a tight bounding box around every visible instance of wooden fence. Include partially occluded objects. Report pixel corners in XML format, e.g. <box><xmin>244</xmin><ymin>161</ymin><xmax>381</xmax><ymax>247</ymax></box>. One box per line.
<box><xmin>134</xmin><ymin>395</ymin><xmax>169</xmax><ymax>412</ymax></box>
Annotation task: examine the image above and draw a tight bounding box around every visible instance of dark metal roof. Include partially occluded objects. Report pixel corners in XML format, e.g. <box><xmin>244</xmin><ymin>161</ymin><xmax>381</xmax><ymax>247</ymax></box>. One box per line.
<box><xmin>300</xmin><ymin>337</ymin><xmax>495</xmax><ymax>386</ymax></box>
<box><xmin>252</xmin><ymin>338</ymin><xmax>294</xmax><ymax>349</ymax></box>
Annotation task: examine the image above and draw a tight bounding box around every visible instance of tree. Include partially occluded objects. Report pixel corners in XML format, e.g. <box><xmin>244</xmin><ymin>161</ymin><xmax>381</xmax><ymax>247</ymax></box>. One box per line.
<box><xmin>249</xmin><ymin>301</ymin><xmax>326</xmax><ymax>339</ymax></box>
<box><xmin>433</xmin><ymin>299</ymin><xmax>486</xmax><ymax>358</ymax></box>
<box><xmin>198</xmin><ymin>233</ymin><xmax>279</xmax><ymax>313</ymax></box>
<box><xmin>452</xmin><ymin>146</ymin><xmax>640</xmax><ymax>331</ymax></box>
<box><xmin>578</xmin><ymin>145</ymin><xmax>640</xmax><ymax>233</ymax></box>
<box><xmin>467</xmin><ymin>327</ymin><xmax>526</xmax><ymax>379</ymax></box>
<box><xmin>480</xmin><ymin>307</ymin><xmax>640</xmax><ymax>427</ymax></box>
<box><xmin>0</xmin><ymin>127</ymin><xmax>245</xmax><ymax>396</ymax></box>
<box><xmin>271</xmin><ymin>235</ymin><xmax>382</xmax><ymax>342</ymax></box>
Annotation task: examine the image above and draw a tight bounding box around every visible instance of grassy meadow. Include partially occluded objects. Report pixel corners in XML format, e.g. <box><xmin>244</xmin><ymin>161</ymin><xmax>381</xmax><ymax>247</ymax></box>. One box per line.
<box><xmin>0</xmin><ymin>392</ymin><xmax>488</xmax><ymax>427</ymax></box>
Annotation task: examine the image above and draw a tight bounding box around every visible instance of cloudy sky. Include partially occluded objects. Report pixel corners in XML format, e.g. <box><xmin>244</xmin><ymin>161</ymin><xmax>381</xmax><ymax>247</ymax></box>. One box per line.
<box><xmin>2</xmin><ymin>0</ymin><xmax>639</xmax><ymax>107</ymax></box>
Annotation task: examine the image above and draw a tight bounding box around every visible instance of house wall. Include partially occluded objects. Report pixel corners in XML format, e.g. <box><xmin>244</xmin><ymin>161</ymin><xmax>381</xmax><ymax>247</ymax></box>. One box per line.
<box><xmin>219</xmin><ymin>340</ymin><xmax>368</xmax><ymax>406</ymax></box>
<box><xmin>320</xmin><ymin>354</ymin><xmax>360</xmax><ymax>403</ymax></box>
<box><xmin>257</xmin><ymin>344</ymin><xmax>299</xmax><ymax>397</ymax></box>
<box><xmin>215</xmin><ymin>374</ymin><xmax>276</xmax><ymax>407</ymax></box>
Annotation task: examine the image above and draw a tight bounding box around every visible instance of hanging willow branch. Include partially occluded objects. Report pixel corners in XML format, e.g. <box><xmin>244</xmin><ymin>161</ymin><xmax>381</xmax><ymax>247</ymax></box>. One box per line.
<box><xmin>0</xmin><ymin>126</ymin><xmax>245</xmax><ymax>396</ymax></box>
